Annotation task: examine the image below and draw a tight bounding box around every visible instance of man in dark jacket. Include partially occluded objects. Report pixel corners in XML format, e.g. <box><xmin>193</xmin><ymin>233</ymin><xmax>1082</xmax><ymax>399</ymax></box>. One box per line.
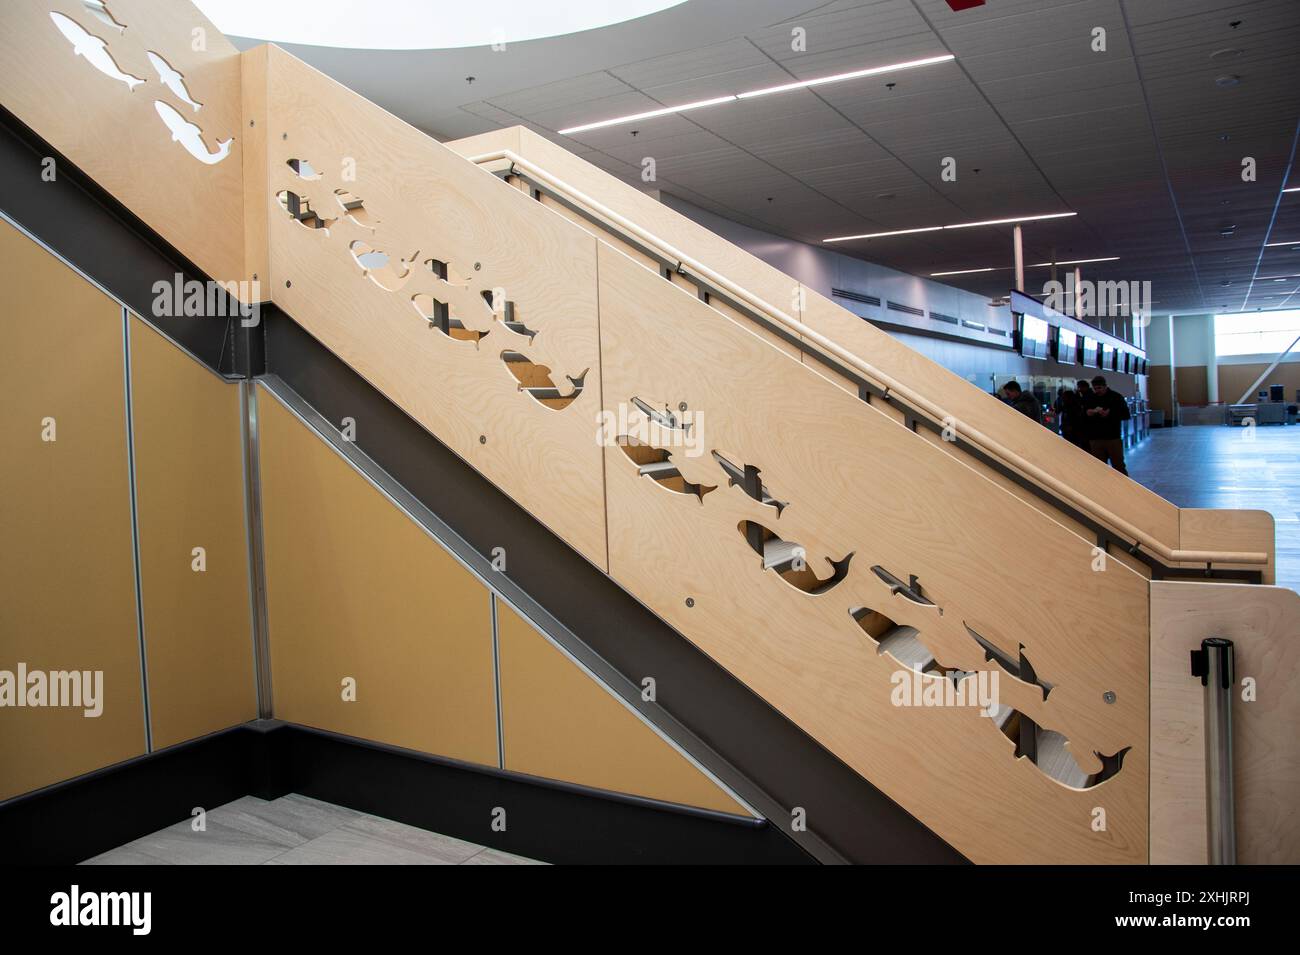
<box><xmin>1054</xmin><ymin>386</ymin><xmax>1088</xmax><ymax>450</ymax></box>
<box><xmin>1002</xmin><ymin>380</ymin><xmax>1043</xmax><ymax>424</ymax></box>
<box><xmin>1082</xmin><ymin>375</ymin><xmax>1131</xmax><ymax>474</ymax></box>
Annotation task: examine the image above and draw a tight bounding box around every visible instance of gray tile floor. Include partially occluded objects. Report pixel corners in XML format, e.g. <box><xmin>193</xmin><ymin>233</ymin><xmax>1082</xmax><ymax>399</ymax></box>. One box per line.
<box><xmin>1126</xmin><ymin>424</ymin><xmax>1300</xmax><ymax>590</ymax></box>
<box><xmin>81</xmin><ymin>794</ymin><xmax>544</xmax><ymax>865</ymax></box>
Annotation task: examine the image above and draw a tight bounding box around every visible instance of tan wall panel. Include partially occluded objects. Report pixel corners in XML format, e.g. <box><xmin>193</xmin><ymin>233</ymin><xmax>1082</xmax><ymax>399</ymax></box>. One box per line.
<box><xmin>257</xmin><ymin>387</ymin><xmax>498</xmax><ymax>765</ymax></box>
<box><xmin>129</xmin><ymin>318</ymin><xmax>255</xmax><ymax>749</ymax></box>
<box><xmin>1175</xmin><ymin>365</ymin><xmax>1209</xmax><ymax>406</ymax></box>
<box><xmin>496</xmin><ymin>601</ymin><xmax>748</xmax><ymax>815</ymax></box>
<box><xmin>1150</xmin><ymin>581</ymin><xmax>1300</xmax><ymax>863</ymax></box>
<box><xmin>0</xmin><ymin>220</ymin><xmax>145</xmax><ymax>800</ymax></box>
<box><xmin>0</xmin><ymin>1</ymin><xmax>246</xmax><ymax>287</ymax></box>
<box><xmin>1147</xmin><ymin>364</ymin><xmax>1174</xmax><ymax>418</ymax></box>
<box><xmin>1218</xmin><ymin>361</ymin><xmax>1300</xmax><ymax>405</ymax></box>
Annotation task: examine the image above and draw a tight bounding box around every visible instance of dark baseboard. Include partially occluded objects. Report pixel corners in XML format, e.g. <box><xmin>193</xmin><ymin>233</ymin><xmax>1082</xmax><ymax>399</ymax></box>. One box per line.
<box><xmin>0</xmin><ymin>722</ymin><xmax>813</xmax><ymax>865</ymax></box>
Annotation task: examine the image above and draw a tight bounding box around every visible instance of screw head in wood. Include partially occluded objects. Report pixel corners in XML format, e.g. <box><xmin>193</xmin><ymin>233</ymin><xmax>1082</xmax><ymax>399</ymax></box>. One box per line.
<box><xmin>1103</xmin><ymin>691</ymin><xmax>1117</xmax><ymax>704</ymax></box>
<box><xmin>685</xmin><ymin>597</ymin><xmax>695</xmax><ymax>608</ymax></box>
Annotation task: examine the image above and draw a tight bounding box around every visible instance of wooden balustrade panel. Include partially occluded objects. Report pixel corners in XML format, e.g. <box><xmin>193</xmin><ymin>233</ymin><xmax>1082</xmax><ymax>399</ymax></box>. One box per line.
<box><xmin>0</xmin><ymin>0</ymin><xmax>245</xmax><ymax>287</ymax></box>
<box><xmin>447</xmin><ymin>128</ymin><xmax>1190</xmax><ymax>563</ymax></box>
<box><xmin>597</xmin><ymin>244</ymin><xmax>1149</xmax><ymax>864</ymax></box>
<box><xmin>260</xmin><ymin>47</ymin><xmax>608</xmax><ymax>569</ymax></box>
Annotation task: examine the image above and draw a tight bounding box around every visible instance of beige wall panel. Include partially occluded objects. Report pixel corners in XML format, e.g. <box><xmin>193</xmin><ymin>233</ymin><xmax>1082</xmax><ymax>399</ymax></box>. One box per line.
<box><xmin>1175</xmin><ymin>365</ymin><xmax>1209</xmax><ymax>406</ymax></box>
<box><xmin>0</xmin><ymin>1</ymin><xmax>246</xmax><ymax>287</ymax></box>
<box><xmin>1150</xmin><ymin>581</ymin><xmax>1300</xmax><ymax>864</ymax></box>
<box><xmin>597</xmin><ymin>244</ymin><xmax>1148</xmax><ymax>864</ymax></box>
<box><xmin>1218</xmin><ymin>361</ymin><xmax>1300</xmax><ymax>405</ymax></box>
<box><xmin>0</xmin><ymin>220</ymin><xmax>145</xmax><ymax>800</ymax></box>
<box><xmin>1147</xmin><ymin>364</ymin><xmax>1174</xmax><ymax>418</ymax></box>
<box><xmin>256</xmin><ymin>388</ymin><xmax>498</xmax><ymax>765</ymax></box>
<box><xmin>129</xmin><ymin>318</ymin><xmax>255</xmax><ymax>749</ymax></box>
<box><xmin>496</xmin><ymin>602</ymin><xmax>748</xmax><ymax>816</ymax></box>
<box><xmin>261</xmin><ymin>47</ymin><xmax>607</xmax><ymax>570</ymax></box>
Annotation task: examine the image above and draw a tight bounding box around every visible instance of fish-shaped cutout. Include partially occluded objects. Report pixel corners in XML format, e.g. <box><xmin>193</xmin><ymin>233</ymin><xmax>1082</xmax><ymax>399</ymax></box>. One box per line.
<box><xmin>147</xmin><ymin>51</ymin><xmax>202</xmax><ymax>111</ymax></box>
<box><xmin>153</xmin><ymin>101</ymin><xmax>232</xmax><ymax>165</ymax></box>
<box><xmin>50</xmin><ymin>12</ymin><xmax>144</xmax><ymax>90</ymax></box>
<box><xmin>84</xmin><ymin>1</ymin><xmax>126</xmax><ymax>33</ymax></box>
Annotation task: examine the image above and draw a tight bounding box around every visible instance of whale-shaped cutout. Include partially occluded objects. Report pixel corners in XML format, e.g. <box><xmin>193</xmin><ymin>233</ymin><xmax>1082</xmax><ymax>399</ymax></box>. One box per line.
<box><xmin>739</xmin><ymin>521</ymin><xmax>852</xmax><ymax>594</ymax></box>
<box><xmin>84</xmin><ymin>1</ymin><xmax>126</xmax><ymax>34</ymax></box>
<box><xmin>712</xmin><ymin>450</ymin><xmax>788</xmax><ymax>516</ymax></box>
<box><xmin>335</xmin><ymin>189</ymin><xmax>376</xmax><ymax>230</ymax></box>
<box><xmin>994</xmin><ymin>709</ymin><xmax>1129</xmax><ymax>790</ymax></box>
<box><xmin>349</xmin><ymin>241</ymin><xmax>419</xmax><ymax>291</ymax></box>
<box><xmin>50</xmin><ymin>12</ymin><xmax>143</xmax><ymax>90</ymax></box>
<box><xmin>286</xmin><ymin>158</ymin><xmax>321</xmax><ymax>180</ymax></box>
<box><xmin>411</xmin><ymin>293</ymin><xmax>488</xmax><ymax>345</ymax></box>
<box><xmin>849</xmin><ymin>607</ymin><xmax>962</xmax><ymax>679</ymax></box>
<box><xmin>275</xmin><ymin>190</ymin><xmax>334</xmax><ymax>231</ymax></box>
<box><xmin>617</xmin><ymin>437</ymin><xmax>715</xmax><ymax>501</ymax></box>
<box><xmin>501</xmin><ymin>352</ymin><xmax>587</xmax><ymax>410</ymax></box>
<box><xmin>630</xmin><ymin>396</ymin><xmax>689</xmax><ymax>433</ymax></box>
<box><xmin>965</xmin><ymin>623</ymin><xmax>1054</xmax><ymax>700</ymax></box>
<box><xmin>147</xmin><ymin>51</ymin><xmax>202</xmax><ymax>111</ymax></box>
<box><xmin>154</xmin><ymin>101</ymin><xmax>232</xmax><ymax>164</ymax></box>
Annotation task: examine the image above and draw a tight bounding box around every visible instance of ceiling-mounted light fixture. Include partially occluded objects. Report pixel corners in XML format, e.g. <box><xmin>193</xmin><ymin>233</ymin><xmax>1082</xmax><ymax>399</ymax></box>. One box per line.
<box><xmin>825</xmin><ymin>211</ymin><xmax>1076</xmax><ymax>243</ymax></box>
<box><xmin>929</xmin><ymin>256</ymin><xmax>1119</xmax><ymax>277</ymax></box>
<box><xmin>1284</xmin><ymin>186</ymin><xmax>1300</xmax><ymax>193</ymax></box>
<box><xmin>558</xmin><ymin>53</ymin><xmax>955</xmax><ymax>134</ymax></box>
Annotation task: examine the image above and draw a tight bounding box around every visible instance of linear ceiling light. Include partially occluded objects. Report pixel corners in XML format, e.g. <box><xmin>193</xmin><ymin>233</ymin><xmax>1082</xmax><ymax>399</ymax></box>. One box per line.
<box><xmin>558</xmin><ymin>95</ymin><xmax>737</xmax><ymax>134</ymax></box>
<box><xmin>1265</xmin><ymin>239</ymin><xmax>1300</xmax><ymax>247</ymax></box>
<box><xmin>929</xmin><ymin>256</ymin><xmax>1118</xmax><ymax>277</ymax></box>
<box><xmin>1285</xmin><ymin>186</ymin><xmax>1300</xmax><ymax>193</ymax></box>
<box><xmin>558</xmin><ymin>53</ymin><xmax>955</xmax><ymax>135</ymax></box>
<box><xmin>825</xmin><ymin>211</ymin><xmax>1076</xmax><ymax>243</ymax></box>
<box><xmin>736</xmin><ymin>54</ymin><xmax>956</xmax><ymax>99</ymax></box>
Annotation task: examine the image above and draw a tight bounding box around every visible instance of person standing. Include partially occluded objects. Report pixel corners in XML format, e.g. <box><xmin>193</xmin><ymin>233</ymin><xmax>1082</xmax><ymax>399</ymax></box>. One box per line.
<box><xmin>1055</xmin><ymin>386</ymin><xmax>1088</xmax><ymax>450</ymax></box>
<box><xmin>1083</xmin><ymin>375</ymin><xmax>1131</xmax><ymax>474</ymax></box>
<box><xmin>1001</xmin><ymin>380</ymin><xmax>1043</xmax><ymax>424</ymax></box>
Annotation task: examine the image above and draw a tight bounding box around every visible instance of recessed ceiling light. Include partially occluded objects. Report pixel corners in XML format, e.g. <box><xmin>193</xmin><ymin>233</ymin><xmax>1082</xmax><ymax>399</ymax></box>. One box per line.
<box><xmin>558</xmin><ymin>53</ymin><xmax>955</xmax><ymax>134</ymax></box>
<box><xmin>1215</xmin><ymin>74</ymin><xmax>1242</xmax><ymax>87</ymax></box>
<box><xmin>1210</xmin><ymin>48</ymin><xmax>1243</xmax><ymax>61</ymax></box>
<box><xmin>825</xmin><ymin>210</ymin><xmax>1076</xmax><ymax>243</ymax></box>
<box><xmin>1285</xmin><ymin>186</ymin><xmax>1300</xmax><ymax>193</ymax></box>
<box><xmin>931</xmin><ymin>267</ymin><xmax>998</xmax><ymax>276</ymax></box>
<box><xmin>1265</xmin><ymin>239</ymin><xmax>1300</xmax><ymax>247</ymax></box>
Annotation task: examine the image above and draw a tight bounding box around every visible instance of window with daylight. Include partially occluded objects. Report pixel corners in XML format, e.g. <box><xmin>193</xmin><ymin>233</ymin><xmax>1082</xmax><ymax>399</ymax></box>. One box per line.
<box><xmin>1215</xmin><ymin>311</ymin><xmax>1300</xmax><ymax>357</ymax></box>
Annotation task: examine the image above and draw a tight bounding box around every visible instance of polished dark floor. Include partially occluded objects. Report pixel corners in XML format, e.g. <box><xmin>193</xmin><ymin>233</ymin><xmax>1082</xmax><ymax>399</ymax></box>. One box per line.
<box><xmin>1127</xmin><ymin>424</ymin><xmax>1300</xmax><ymax>590</ymax></box>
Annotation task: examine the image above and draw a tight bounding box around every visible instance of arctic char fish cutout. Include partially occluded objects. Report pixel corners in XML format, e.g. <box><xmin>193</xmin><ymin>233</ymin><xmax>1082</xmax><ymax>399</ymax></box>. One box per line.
<box><xmin>147</xmin><ymin>52</ymin><xmax>203</xmax><ymax>111</ymax></box>
<box><xmin>50</xmin><ymin>12</ymin><xmax>144</xmax><ymax>90</ymax></box>
<box><xmin>154</xmin><ymin>101</ymin><xmax>232</xmax><ymax>165</ymax></box>
<box><xmin>84</xmin><ymin>1</ymin><xmax>127</xmax><ymax>33</ymax></box>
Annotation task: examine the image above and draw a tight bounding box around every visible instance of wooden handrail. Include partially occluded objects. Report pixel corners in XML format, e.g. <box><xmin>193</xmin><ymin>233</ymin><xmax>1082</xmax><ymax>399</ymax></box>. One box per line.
<box><xmin>466</xmin><ymin>148</ymin><xmax>1268</xmax><ymax>568</ymax></box>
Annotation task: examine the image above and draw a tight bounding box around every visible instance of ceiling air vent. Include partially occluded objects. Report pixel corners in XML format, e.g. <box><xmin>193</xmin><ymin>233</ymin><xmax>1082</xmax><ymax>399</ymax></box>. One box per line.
<box><xmin>888</xmin><ymin>301</ymin><xmax>926</xmax><ymax>318</ymax></box>
<box><xmin>929</xmin><ymin>311</ymin><xmax>959</xmax><ymax>325</ymax></box>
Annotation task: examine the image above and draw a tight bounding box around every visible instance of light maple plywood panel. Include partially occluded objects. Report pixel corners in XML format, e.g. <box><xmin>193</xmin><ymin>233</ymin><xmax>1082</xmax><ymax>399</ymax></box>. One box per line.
<box><xmin>1179</xmin><ymin>508</ymin><xmax>1275</xmax><ymax>586</ymax></box>
<box><xmin>261</xmin><ymin>47</ymin><xmax>607</xmax><ymax>570</ymax></box>
<box><xmin>129</xmin><ymin>317</ymin><xmax>255</xmax><ymax>750</ymax></box>
<box><xmin>1150</xmin><ymin>581</ymin><xmax>1300</xmax><ymax>865</ymax></box>
<box><xmin>0</xmin><ymin>220</ymin><xmax>145</xmax><ymax>801</ymax></box>
<box><xmin>446</xmin><ymin>129</ymin><xmax>1186</xmax><ymax>563</ymax></box>
<box><xmin>257</xmin><ymin>386</ymin><xmax>498</xmax><ymax>766</ymax></box>
<box><xmin>597</xmin><ymin>243</ymin><xmax>1149</xmax><ymax>864</ymax></box>
<box><xmin>496</xmin><ymin>601</ymin><xmax>749</xmax><ymax>816</ymax></box>
<box><xmin>0</xmin><ymin>0</ymin><xmax>245</xmax><ymax>286</ymax></box>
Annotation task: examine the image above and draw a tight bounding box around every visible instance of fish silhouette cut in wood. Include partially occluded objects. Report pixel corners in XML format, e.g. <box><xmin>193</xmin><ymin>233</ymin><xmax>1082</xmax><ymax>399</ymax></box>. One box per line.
<box><xmin>153</xmin><ymin>101</ymin><xmax>232</xmax><ymax>164</ymax></box>
<box><xmin>83</xmin><ymin>1</ymin><xmax>127</xmax><ymax>34</ymax></box>
<box><xmin>50</xmin><ymin>12</ymin><xmax>143</xmax><ymax>90</ymax></box>
<box><xmin>147</xmin><ymin>51</ymin><xmax>202</xmax><ymax>111</ymax></box>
